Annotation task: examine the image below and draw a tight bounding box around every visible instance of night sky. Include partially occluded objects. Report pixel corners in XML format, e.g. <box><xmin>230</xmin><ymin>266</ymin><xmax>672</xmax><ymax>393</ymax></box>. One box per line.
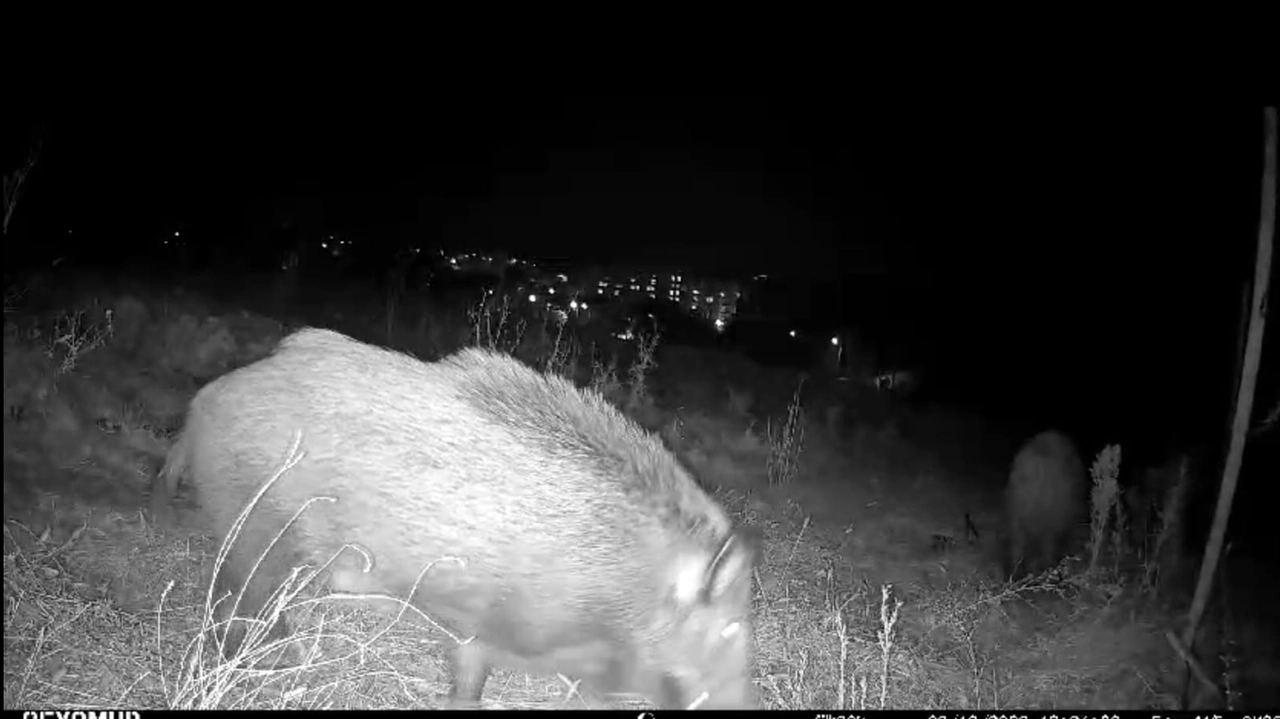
<box><xmin>5</xmin><ymin>97</ymin><xmax>1272</xmax><ymax>446</ymax></box>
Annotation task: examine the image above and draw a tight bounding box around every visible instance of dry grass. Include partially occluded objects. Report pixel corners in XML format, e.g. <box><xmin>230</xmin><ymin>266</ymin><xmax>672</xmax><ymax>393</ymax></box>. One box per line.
<box><xmin>3</xmin><ymin>281</ymin><xmax>1270</xmax><ymax>710</ymax></box>
<box><xmin>766</xmin><ymin>379</ymin><xmax>806</xmax><ymax>487</ymax></box>
<box><xmin>1088</xmin><ymin>443</ymin><xmax>1123</xmax><ymax>575</ymax></box>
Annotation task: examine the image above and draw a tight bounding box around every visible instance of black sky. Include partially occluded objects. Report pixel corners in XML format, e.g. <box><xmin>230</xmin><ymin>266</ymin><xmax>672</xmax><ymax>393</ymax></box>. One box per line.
<box><xmin>13</xmin><ymin>97</ymin><xmax>1262</xmax><ymax>281</ymax></box>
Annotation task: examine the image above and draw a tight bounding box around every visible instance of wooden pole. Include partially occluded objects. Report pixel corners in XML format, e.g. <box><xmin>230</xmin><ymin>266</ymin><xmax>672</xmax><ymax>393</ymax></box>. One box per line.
<box><xmin>1180</xmin><ymin>105</ymin><xmax>1276</xmax><ymax>670</ymax></box>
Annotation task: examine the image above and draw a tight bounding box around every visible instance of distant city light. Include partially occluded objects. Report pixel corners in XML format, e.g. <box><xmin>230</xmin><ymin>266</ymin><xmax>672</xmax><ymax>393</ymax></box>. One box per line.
<box><xmin>407</xmin><ymin>255</ymin><xmax>741</xmax><ymax>333</ymax></box>
<box><xmin>173</xmin><ymin>231</ymin><xmax>181</xmax><ymax>237</ymax></box>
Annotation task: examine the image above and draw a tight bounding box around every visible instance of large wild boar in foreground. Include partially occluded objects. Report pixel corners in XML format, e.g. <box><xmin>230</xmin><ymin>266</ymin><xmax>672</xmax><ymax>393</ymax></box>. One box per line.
<box><xmin>1004</xmin><ymin>429</ymin><xmax>1088</xmax><ymax>579</ymax></box>
<box><xmin>151</xmin><ymin>328</ymin><xmax>757</xmax><ymax>709</ymax></box>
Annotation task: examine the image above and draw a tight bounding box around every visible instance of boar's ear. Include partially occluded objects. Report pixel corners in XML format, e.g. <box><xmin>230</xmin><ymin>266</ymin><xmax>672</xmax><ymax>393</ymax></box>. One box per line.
<box><xmin>703</xmin><ymin>529</ymin><xmax>756</xmax><ymax>602</ymax></box>
<box><xmin>672</xmin><ymin>528</ymin><xmax>758</xmax><ymax>607</ymax></box>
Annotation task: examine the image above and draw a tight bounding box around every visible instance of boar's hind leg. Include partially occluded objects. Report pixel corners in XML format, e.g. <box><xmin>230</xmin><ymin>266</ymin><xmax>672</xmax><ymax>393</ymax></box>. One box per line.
<box><xmin>210</xmin><ymin>544</ymin><xmax>304</xmax><ymax>663</ymax></box>
<box><xmin>449</xmin><ymin>640</ymin><xmax>492</xmax><ymax>708</ymax></box>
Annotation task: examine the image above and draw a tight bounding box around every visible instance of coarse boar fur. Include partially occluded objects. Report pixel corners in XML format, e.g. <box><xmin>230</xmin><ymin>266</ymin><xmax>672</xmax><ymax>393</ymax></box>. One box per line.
<box><xmin>1003</xmin><ymin>429</ymin><xmax>1088</xmax><ymax>579</ymax></box>
<box><xmin>151</xmin><ymin>328</ymin><xmax>757</xmax><ymax>709</ymax></box>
